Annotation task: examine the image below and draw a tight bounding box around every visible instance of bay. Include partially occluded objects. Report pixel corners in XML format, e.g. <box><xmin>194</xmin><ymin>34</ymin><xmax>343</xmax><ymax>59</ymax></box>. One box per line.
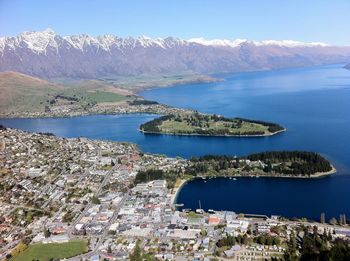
<box><xmin>1</xmin><ymin>64</ymin><xmax>350</xmax><ymax>219</ymax></box>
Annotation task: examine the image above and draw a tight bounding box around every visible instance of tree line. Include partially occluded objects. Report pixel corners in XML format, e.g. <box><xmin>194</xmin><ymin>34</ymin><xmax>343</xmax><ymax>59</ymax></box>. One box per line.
<box><xmin>186</xmin><ymin>151</ymin><xmax>332</xmax><ymax>176</ymax></box>
<box><xmin>247</xmin><ymin>151</ymin><xmax>332</xmax><ymax>175</ymax></box>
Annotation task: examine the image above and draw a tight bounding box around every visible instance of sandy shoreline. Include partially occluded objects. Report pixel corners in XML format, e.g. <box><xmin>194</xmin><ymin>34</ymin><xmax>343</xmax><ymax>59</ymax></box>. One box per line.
<box><xmin>171</xmin><ymin>179</ymin><xmax>188</xmax><ymax>205</ymax></box>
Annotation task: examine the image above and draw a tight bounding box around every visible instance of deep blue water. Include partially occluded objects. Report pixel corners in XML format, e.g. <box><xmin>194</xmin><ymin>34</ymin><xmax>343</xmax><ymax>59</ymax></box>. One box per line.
<box><xmin>1</xmin><ymin>64</ymin><xmax>350</xmax><ymax>219</ymax></box>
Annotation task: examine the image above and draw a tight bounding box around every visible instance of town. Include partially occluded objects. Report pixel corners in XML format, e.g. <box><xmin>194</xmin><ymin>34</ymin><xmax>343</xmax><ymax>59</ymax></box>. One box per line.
<box><xmin>1</xmin><ymin>126</ymin><xmax>349</xmax><ymax>260</ymax></box>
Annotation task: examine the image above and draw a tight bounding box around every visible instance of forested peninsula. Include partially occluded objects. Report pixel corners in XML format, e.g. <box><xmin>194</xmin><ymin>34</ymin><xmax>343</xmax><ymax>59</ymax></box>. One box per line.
<box><xmin>140</xmin><ymin>112</ymin><xmax>285</xmax><ymax>137</ymax></box>
<box><xmin>133</xmin><ymin>151</ymin><xmax>336</xmax><ymax>189</ymax></box>
<box><xmin>187</xmin><ymin>151</ymin><xmax>335</xmax><ymax>178</ymax></box>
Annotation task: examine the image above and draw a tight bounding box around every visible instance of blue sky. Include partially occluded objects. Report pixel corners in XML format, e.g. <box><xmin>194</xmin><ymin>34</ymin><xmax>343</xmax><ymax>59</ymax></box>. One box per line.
<box><xmin>1</xmin><ymin>0</ymin><xmax>349</xmax><ymax>45</ymax></box>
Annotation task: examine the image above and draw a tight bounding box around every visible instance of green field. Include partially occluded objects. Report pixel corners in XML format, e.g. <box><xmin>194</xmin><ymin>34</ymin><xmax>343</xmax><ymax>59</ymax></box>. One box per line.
<box><xmin>160</xmin><ymin>117</ymin><xmax>268</xmax><ymax>134</ymax></box>
<box><xmin>59</xmin><ymin>88</ymin><xmax>127</xmax><ymax>104</ymax></box>
<box><xmin>140</xmin><ymin>113</ymin><xmax>284</xmax><ymax>136</ymax></box>
<box><xmin>11</xmin><ymin>240</ymin><xmax>88</xmax><ymax>261</ymax></box>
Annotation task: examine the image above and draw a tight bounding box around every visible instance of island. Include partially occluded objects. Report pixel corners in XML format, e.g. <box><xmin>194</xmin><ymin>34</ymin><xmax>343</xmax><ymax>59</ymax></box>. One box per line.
<box><xmin>139</xmin><ymin>112</ymin><xmax>285</xmax><ymax>137</ymax></box>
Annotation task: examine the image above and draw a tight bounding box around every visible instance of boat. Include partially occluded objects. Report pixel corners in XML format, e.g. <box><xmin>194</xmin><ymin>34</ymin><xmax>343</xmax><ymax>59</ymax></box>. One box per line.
<box><xmin>196</xmin><ymin>209</ymin><xmax>204</xmax><ymax>214</ymax></box>
<box><xmin>232</xmin><ymin>178</ymin><xmax>237</xmax><ymax>181</ymax></box>
<box><xmin>174</xmin><ymin>203</ymin><xmax>184</xmax><ymax>207</ymax></box>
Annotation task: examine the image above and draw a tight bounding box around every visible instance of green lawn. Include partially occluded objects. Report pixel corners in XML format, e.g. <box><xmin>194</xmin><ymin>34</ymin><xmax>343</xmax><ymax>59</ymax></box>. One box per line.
<box><xmin>11</xmin><ymin>240</ymin><xmax>88</xmax><ymax>261</ymax></box>
<box><xmin>160</xmin><ymin>118</ymin><xmax>269</xmax><ymax>135</ymax></box>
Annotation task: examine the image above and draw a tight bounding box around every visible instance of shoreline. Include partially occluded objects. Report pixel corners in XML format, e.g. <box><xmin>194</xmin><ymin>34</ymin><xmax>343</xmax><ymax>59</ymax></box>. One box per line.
<box><xmin>139</xmin><ymin>128</ymin><xmax>286</xmax><ymax>138</ymax></box>
<box><xmin>171</xmin><ymin>179</ymin><xmax>188</xmax><ymax>205</ymax></box>
<box><xmin>195</xmin><ymin>166</ymin><xmax>337</xmax><ymax>180</ymax></box>
<box><xmin>0</xmin><ymin>111</ymin><xmax>161</xmax><ymax>120</ymax></box>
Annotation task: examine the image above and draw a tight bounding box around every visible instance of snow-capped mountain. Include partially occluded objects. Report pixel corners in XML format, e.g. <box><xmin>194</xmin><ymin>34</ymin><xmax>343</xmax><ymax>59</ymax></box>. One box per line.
<box><xmin>1</xmin><ymin>29</ymin><xmax>350</xmax><ymax>79</ymax></box>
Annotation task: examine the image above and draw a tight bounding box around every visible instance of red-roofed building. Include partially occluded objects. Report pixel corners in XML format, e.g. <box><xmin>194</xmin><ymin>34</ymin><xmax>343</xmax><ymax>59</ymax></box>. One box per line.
<box><xmin>208</xmin><ymin>216</ymin><xmax>221</xmax><ymax>226</ymax></box>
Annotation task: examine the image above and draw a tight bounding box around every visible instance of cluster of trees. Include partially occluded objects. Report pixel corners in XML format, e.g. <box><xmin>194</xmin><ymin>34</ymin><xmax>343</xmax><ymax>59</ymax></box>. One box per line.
<box><xmin>186</xmin><ymin>155</ymin><xmax>239</xmax><ymax>176</ymax></box>
<box><xmin>285</xmin><ymin>227</ymin><xmax>350</xmax><ymax>261</ymax></box>
<box><xmin>247</xmin><ymin>151</ymin><xmax>332</xmax><ymax>175</ymax></box>
<box><xmin>129</xmin><ymin>240</ymin><xmax>157</xmax><ymax>261</ymax></box>
<box><xmin>254</xmin><ymin>233</ymin><xmax>281</xmax><ymax>245</ymax></box>
<box><xmin>48</xmin><ymin>94</ymin><xmax>79</xmax><ymax>105</ymax></box>
<box><xmin>38</xmin><ymin>132</ymin><xmax>55</xmax><ymax>136</ymax></box>
<box><xmin>134</xmin><ymin>169</ymin><xmax>180</xmax><ymax>189</ymax></box>
<box><xmin>140</xmin><ymin>115</ymin><xmax>172</xmax><ymax>132</ymax></box>
<box><xmin>128</xmin><ymin>99</ymin><xmax>159</xmax><ymax>106</ymax></box>
<box><xmin>216</xmin><ymin>233</ymin><xmax>281</xmax><ymax>248</ymax></box>
<box><xmin>216</xmin><ymin>234</ymin><xmax>237</xmax><ymax>248</ymax></box>
<box><xmin>62</xmin><ymin>210</ymin><xmax>75</xmax><ymax>223</ymax></box>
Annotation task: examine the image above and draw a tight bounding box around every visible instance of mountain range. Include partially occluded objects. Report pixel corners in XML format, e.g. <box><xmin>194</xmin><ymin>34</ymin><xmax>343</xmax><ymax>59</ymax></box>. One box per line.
<box><xmin>1</xmin><ymin>29</ymin><xmax>350</xmax><ymax>80</ymax></box>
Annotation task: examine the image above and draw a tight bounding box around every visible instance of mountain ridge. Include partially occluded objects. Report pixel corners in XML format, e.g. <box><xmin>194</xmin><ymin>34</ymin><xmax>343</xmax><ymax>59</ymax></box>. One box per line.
<box><xmin>2</xmin><ymin>29</ymin><xmax>350</xmax><ymax>79</ymax></box>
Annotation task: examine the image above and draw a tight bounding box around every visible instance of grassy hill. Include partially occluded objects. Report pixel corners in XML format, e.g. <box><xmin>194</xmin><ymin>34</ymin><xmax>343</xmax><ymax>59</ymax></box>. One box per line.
<box><xmin>0</xmin><ymin>71</ymin><xmax>64</xmax><ymax>113</ymax></box>
<box><xmin>0</xmin><ymin>71</ymin><xmax>130</xmax><ymax>115</ymax></box>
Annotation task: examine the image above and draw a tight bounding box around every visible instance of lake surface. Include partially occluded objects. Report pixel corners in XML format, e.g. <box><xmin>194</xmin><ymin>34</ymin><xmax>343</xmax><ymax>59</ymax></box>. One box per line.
<box><xmin>1</xmin><ymin>64</ymin><xmax>350</xmax><ymax>219</ymax></box>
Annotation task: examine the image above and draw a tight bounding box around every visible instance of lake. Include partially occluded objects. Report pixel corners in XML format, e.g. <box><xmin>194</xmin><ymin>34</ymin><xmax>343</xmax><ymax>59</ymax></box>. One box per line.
<box><xmin>1</xmin><ymin>64</ymin><xmax>350</xmax><ymax>219</ymax></box>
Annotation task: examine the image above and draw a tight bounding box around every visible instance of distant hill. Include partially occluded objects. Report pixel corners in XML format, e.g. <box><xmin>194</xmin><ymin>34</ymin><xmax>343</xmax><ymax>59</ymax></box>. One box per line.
<box><xmin>0</xmin><ymin>71</ymin><xmax>130</xmax><ymax>115</ymax></box>
<box><xmin>2</xmin><ymin>29</ymin><xmax>350</xmax><ymax>79</ymax></box>
<box><xmin>0</xmin><ymin>71</ymin><xmax>64</xmax><ymax>113</ymax></box>
<box><xmin>345</xmin><ymin>63</ymin><xmax>350</xmax><ymax>70</ymax></box>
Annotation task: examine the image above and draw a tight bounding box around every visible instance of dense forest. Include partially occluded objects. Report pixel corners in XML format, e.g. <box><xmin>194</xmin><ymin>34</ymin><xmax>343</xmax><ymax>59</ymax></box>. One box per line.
<box><xmin>186</xmin><ymin>151</ymin><xmax>333</xmax><ymax>177</ymax></box>
<box><xmin>247</xmin><ymin>151</ymin><xmax>333</xmax><ymax>175</ymax></box>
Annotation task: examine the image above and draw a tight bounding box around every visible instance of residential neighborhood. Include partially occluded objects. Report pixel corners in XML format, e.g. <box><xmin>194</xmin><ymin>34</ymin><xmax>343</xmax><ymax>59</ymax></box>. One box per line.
<box><xmin>0</xmin><ymin>127</ymin><xmax>349</xmax><ymax>260</ymax></box>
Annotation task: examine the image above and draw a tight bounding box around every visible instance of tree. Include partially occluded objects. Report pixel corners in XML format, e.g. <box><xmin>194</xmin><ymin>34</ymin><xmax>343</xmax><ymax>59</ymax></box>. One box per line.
<box><xmin>44</xmin><ymin>227</ymin><xmax>51</xmax><ymax>238</ymax></box>
<box><xmin>284</xmin><ymin>232</ymin><xmax>299</xmax><ymax>261</ymax></box>
<box><xmin>129</xmin><ymin>240</ymin><xmax>142</xmax><ymax>261</ymax></box>
<box><xmin>91</xmin><ymin>195</ymin><xmax>101</xmax><ymax>204</ymax></box>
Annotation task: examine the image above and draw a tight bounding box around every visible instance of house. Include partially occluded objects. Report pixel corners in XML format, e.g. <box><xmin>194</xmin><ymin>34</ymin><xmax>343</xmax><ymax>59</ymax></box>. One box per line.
<box><xmin>51</xmin><ymin>226</ymin><xmax>66</xmax><ymax>235</ymax></box>
<box><xmin>208</xmin><ymin>216</ymin><xmax>221</xmax><ymax>226</ymax></box>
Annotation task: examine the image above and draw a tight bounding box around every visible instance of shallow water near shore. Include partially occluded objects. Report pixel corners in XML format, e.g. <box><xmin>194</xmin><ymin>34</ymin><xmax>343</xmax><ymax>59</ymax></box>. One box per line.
<box><xmin>1</xmin><ymin>64</ymin><xmax>350</xmax><ymax>219</ymax></box>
